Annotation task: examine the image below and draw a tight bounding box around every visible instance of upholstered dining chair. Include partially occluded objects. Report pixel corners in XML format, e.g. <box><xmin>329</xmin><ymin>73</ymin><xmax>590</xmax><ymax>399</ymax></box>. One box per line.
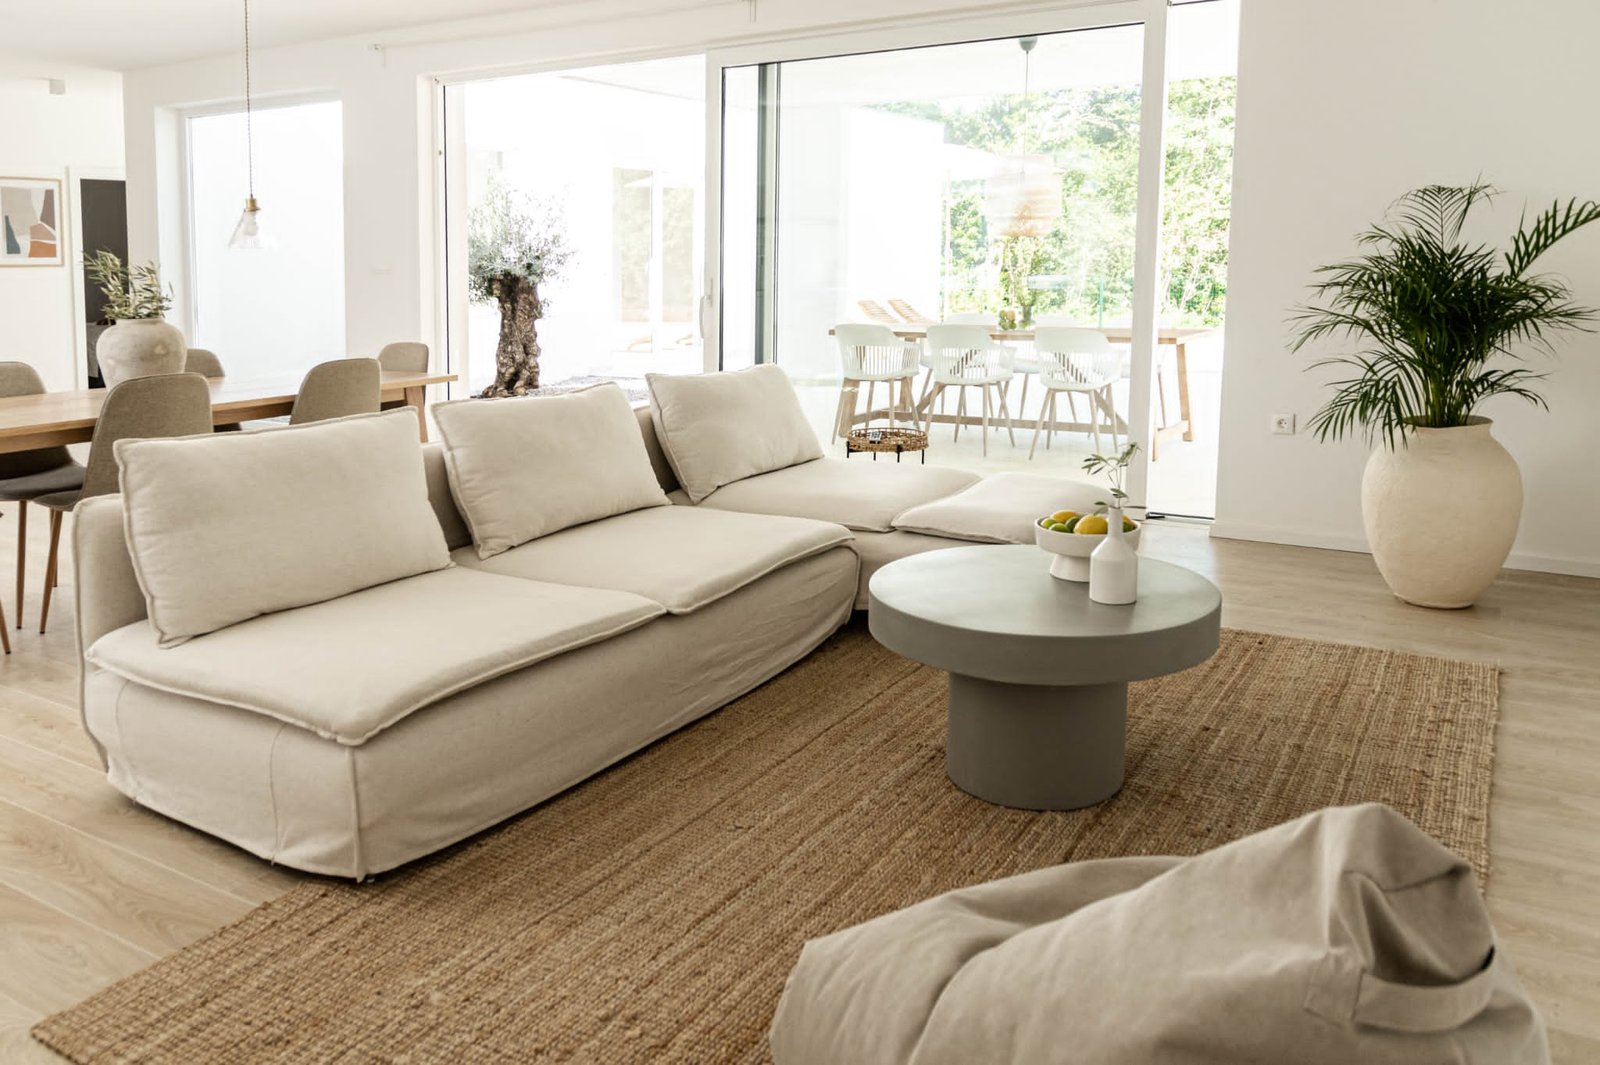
<box><xmin>183</xmin><ymin>348</ymin><xmax>225</xmax><ymax>377</ymax></box>
<box><xmin>376</xmin><ymin>343</ymin><xmax>428</xmax><ymax>413</ymax></box>
<box><xmin>832</xmin><ymin>324</ymin><xmax>923</xmax><ymax>442</ymax></box>
<box><xmin>921</xmin><ymin>324</ymin><xmax>1016</xmax><ymax>457</ymax></box>
<box><xmin>34</xmin><ymin>373</ymin><xmax>214</xmax><ymax>634</ymax></box>
<box><xmin>1030</xmin><ymin>326</ymin><xmax>1123</xmax><ymax>459</ymax></box>
<box><xmin>0</xmin><ymin>362</ymin><xmax>86</xmax><ymax>631</ymax></box>
<box><xmin>376</xmin><ymin>342</ymin><xmax>429</xmax><ymax>373</ymax></box>
<box><xmin>289</xmin><ymin>358</ymin><xmax>382</xmax><ymax>425</ymax></box>
<box><xmin>184</xmin><ymin>348</ymin><xmax>244</xmax><ymax>431</ymax></box>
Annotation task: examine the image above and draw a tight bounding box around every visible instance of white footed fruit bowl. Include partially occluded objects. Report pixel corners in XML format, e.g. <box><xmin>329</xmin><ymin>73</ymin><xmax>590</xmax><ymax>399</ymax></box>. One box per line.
<box><xmin>1034</xmin><ymin>520</ymin><xmax>1143</xmax><ymax>582</ymax></box>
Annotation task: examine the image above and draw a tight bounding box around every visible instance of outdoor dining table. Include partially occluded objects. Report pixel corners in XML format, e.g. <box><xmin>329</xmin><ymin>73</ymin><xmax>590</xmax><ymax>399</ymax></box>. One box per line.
<box><xmin>830</xmin><ymin>324</ymin><xmax>1215</xmax><ymax>459</ymax></box>
<box><xmin>0</xmin><ymin>369</ymin><xmax>457</xmax><ymax>454</ymax></box>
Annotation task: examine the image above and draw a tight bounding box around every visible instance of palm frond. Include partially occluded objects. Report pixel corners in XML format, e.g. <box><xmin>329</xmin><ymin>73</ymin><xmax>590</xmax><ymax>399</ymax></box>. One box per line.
<box><xmin>1289</xmin><ymin>184</ymin><xmax>1598</xmax><ymax>443</ymax></box>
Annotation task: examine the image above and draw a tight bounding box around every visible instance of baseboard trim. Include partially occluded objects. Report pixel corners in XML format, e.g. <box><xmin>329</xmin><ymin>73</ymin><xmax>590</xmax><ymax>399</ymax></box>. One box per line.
<box><xmin>1208</xmin><ymin>521</ymin><xmax>1600</xmax><ymax>579</ymax></box>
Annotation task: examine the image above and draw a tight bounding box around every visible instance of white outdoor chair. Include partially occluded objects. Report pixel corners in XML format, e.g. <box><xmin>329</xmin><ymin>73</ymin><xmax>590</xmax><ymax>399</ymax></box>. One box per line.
<box><xmin>1030</xmin><ymin>326</ymin><xmax>1123</xmax><ymax>459</ymax></box>
<box><xmin>921</xmin><ymin>323</ymin><xmax>1016</xmax><ymax>456</ymax></box>
<box><xmin>832</xmin><ymin>324</ymin><xmax>922</xmax><ymax>441</ymax></box>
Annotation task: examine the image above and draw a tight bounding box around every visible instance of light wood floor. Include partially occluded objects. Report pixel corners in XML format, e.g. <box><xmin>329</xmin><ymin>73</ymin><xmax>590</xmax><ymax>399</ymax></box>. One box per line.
<box><xmin>0</xmin><ymin>511</ymin><xmax>1596</xmax><ymax>1062</ymax></box>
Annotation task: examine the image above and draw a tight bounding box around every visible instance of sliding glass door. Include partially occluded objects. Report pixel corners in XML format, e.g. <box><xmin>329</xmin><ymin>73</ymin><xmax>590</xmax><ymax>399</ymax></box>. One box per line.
<box><xmin>708</xmin><ymin>0</ymin><xmax>1238</xmax><ymax>513</ymax></box>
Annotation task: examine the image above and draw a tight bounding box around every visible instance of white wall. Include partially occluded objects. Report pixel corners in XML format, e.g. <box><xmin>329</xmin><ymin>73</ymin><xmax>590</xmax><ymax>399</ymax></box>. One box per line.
<box><xmin>0</xmin><ymin>59</ymin><xmax>123</xmax><ymax>390</ymax></box>
<box><xmin>1215</xmin><ymin>0</ymin><xmax>1600</xmax><ymax>576</ymax></box>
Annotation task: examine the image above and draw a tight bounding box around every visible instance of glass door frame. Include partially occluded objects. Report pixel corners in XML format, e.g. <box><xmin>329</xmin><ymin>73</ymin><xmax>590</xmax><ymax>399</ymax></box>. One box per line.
<box><xmin>703</xmin><ymin>0</ymin><xmax>1171</xmax><ymax>506</ymax></box>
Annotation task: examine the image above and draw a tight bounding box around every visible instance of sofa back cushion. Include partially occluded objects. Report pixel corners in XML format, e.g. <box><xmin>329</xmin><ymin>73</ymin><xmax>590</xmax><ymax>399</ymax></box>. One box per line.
<box><xmin>646</xmin><ymin>365</ymin><xmax>823</xmax><ymax>503</ymax></box>
<box><xmin>433</xmin><ymin>383</ymin><xmax>669</xmax><ymax>558</ymax></box>
<box><xmin>115</xmin><ymin>410</ymin><xmax>451</xmax><ymax>647</ymax></box>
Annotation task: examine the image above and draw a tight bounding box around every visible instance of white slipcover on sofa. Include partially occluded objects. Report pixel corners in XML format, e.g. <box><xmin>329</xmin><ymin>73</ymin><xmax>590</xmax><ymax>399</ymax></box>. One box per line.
<box><xmin>75</xmin><ymin>373</ymin><xmax>1106</xmax><ymax>878</ymax></box>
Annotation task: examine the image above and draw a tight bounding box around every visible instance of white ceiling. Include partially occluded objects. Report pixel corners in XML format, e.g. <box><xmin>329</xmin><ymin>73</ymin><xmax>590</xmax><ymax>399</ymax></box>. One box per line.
<box><xmin>1</xmin><ymin>0</ymin><xmax>573</xmax><ymax>72</ymax></box>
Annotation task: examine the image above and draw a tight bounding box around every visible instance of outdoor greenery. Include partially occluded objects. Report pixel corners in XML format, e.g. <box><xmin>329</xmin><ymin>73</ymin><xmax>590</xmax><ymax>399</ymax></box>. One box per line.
<box><xmin>1290</xmin><ymin>183</ymin><xmax>1600</xmax><ymax>447</ymax></box>
<box><xmin>466</xmin><ymin>175</ymin><xmax>573</xmax><ymax>304</ymax></box>
<box><xmin>878</xmin><ymin>74</ymin><xmax>1235</xmax><ymax>327</ymax></box>
<box><xmin>84</xmin><ymin>251</ymin><xmax>173</xmax><ymax>321</ymax></box>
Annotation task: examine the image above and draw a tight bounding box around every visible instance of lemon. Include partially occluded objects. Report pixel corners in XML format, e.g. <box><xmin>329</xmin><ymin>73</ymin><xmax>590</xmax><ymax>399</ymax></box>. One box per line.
<box><xmin>1074</xmin><ymin>515</ymin><xmax>1109</xmax><ymax>535</ymax></box>
<box><xmin>1049</xmin><ymin>510</ymin><xmax>1080</xmax><ymax>525</ymax></box>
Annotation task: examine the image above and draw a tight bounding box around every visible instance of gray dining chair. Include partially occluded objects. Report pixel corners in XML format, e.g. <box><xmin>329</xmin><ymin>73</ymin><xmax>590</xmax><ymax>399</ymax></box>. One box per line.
<box><xmin>183</xmin><ymin>348</ymin><xmax>225</xmax><ymax>377</ymax></box>
<box><xmin>290</xmin><ymin>358</ymin><xmax>382</xmax><ymax>425</ymax></box>
<box><xmin>376</xmin><ymin>343</ymin><xmax>427</xmax><ymax>413</ymax></box>
<box><xmin>33</xmin><ymin>373</ymin><xmax>214</xmax><ymax>634</ymax></box>
<box><xmin>0</xmin><ymin>362</ymin><xmax>86</xmax><ymax>632</ymax></box>
<box><xmin>185</xmin><ymin>348</ymin><xmax>243</xmax><ymax>431</ymax></box>
<box><xmin>376</xmin><ymin>342</ymin><xmax>428</xmax><ymax>373</ymax></box>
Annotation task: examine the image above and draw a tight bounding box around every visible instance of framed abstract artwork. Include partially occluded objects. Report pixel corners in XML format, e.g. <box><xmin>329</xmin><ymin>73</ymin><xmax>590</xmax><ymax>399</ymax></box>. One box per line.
<box><xmin>1</xmin><ymin>177</ymin><xmax>65</xmax><ymax>266</ymax></box>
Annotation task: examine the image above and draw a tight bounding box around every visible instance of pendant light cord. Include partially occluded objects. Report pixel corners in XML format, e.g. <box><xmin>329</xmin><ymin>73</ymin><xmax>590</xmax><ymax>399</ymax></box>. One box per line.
<box><xmin>243</xmin><ymin>0</ymin><xmax>255</xmax><ymax>200</ymax></box>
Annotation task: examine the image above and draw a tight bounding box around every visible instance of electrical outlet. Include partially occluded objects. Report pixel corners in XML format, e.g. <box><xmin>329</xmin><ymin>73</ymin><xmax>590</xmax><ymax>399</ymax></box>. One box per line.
<box><xmin>1270</xmin><ymin>412</ymin><xmax>1296</xmax><ymax>435</ymax></box>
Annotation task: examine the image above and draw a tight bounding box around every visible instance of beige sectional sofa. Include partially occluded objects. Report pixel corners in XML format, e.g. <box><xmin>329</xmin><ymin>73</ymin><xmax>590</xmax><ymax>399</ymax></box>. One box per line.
<box><xmin>74</xmin><ymin>370</ymin><xmax>1104</xmax><ymax>878</ymax></box>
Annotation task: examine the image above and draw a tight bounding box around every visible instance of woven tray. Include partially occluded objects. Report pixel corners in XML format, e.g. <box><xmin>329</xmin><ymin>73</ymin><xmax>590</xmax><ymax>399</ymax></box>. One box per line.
<box><xmin>845</xmin><ymin>426</ymin><xmax>929</xmax><ymax>454</ymax></box>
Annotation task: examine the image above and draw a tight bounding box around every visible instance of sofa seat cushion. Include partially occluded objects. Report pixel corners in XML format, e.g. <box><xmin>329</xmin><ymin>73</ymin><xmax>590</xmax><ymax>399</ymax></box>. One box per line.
<box><xmin>453</xmin><ymin>506</ymin><xmax>852</xmax><ymax>614</ymax></box>
<box><xmin>85</xmin><ymin>567</ymin><xmax>664</xmax><ymax>746</ymax></box>
<box><xmin>892</xmin><ymin>473</ymin><xmax>1106</xmax><ymax>544</ymax></box>
<box><xmin>696</xmin><ymin>459</ymin><xmax>979</xmax><ymax>533</ymax></box>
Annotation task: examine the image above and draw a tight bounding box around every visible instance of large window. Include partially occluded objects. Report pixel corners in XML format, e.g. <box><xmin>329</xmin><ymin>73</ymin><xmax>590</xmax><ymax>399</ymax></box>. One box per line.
<box><xmin>448</xmin><ymin>55</ymin><xmax>706</xmax><ymax>396</ymax></box>
<box><xmin>187</xmin><ymin>99</ymin><xmax>346</xmax><ymax>378</ymax></box>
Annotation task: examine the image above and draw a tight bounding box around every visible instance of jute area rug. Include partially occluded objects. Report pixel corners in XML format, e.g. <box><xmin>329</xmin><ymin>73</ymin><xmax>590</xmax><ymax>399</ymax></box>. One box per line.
<box><xmin>35</xmin><ymin>626</ymin><xmax>1499</xmax><ymax>1064</ymax></box>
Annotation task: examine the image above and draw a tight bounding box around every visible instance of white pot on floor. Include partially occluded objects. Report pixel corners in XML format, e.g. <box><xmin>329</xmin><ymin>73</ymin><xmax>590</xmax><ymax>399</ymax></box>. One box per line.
<box><xmin>97</xmin><ymin>318</ymin><xmax>186</xmax><ymax>388</ymax></box>
<box><xmin>1360</xmin><ymin>417</ymin><xmax>1521</xmax><ymax>609</ymax></box>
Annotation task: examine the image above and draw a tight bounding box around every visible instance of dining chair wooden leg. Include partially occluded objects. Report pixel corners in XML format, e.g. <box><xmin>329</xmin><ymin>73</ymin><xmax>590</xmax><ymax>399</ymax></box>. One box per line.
<box><xmin>1046</xmin><ymin>392</ymin><xmax>1057</xmax><ymax>451</ymax></box>
<box><xmin>15</xmin><ymin>499</ymin><xmax>25</xmax><ymax>630</ymax></box>
<box><xmin>953</xmin><ymin>387</ymin><xmax>966</xmax><ymax>443</ymax></box>
<box><xmin>1029</xmin><ymin>389</ymin><xmax>1051</xmax><ymax>460</ymax></box>
<box><xmin>1090</xmin><ymin>395</ymin><xmax>1103</xmax><ymax>454</ymax></box>
<box><xmin>865</xmin><ymin>380</ymin><xmax>877</xmax><ymax>425</ymax></box>
<box><xmin>39</xmin><ymin>509</ymin><xmax>62</xmax><ymax>635</ymax></box>
<box><xmin>921</xmin><ymin>383</ymin><xmax>940</xmax><ymax>435</ymax></box>
<box><xmin>997</xmin><ymin>381</ymin><xmax>1017</xmax><ymax>447</ymax></box>
<box><xmin>833</xmin><ymin>382</ymin><xmax>855</xmax><ymax>442</ymax></box>
<box><xmin>0</xmin><ymin>592</ymin><xmax>10</xmax><ymax>653</ymax></box>
<box><xmin>1103</xmin><ymin>385</ymin><xmax>1120</xmax><ymax>450</ymax></box>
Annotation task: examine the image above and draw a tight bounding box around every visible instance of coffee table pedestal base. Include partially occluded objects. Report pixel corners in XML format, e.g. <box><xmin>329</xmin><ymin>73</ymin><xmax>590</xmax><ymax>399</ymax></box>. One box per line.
<box><xmin>945</xmin><ymin>674</ymin><xmax>1127</xmax><ymax>811</ymax></box>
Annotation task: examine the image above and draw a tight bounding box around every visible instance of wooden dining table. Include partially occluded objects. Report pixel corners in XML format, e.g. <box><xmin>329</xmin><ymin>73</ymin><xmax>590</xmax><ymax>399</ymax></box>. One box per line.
<box><xmin>0</xmin><ymin>370</ymin><xmax>457</xmax><ymax>454</ymax></box>
<box><xmin>829</xmin><ymin>324</ymin><xmax>1215</xmax><ymax>459</ymax></box>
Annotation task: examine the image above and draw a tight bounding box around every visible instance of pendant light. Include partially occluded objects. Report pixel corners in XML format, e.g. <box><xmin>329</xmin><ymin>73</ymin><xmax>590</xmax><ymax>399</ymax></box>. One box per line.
<box><xmin>227</xmin><ymin>0</ymin><xmax>272</xmax><ymax>248</ymax></box>
<box><xmin>986</xmin><ymin>36</ymin><xmax>1062</xmax><ymax>240</ymax></box>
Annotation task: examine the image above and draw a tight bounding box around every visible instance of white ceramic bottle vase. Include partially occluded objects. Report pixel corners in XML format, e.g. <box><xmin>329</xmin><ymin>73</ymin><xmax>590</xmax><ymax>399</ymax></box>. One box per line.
<box><xmin>1089</xmin><ymin>505</ymin><xmax>1138</xmax><ymax>605</ymax></box>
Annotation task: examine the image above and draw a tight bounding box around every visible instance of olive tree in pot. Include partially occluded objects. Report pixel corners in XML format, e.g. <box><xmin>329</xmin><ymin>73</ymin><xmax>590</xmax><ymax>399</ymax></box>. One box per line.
<box><xmin>467</xmin><ymin>178</ymin><xmax>572</xmax><ymax>397</ymax></box>
<box><xmin>1292</xmin><ymin>184</ymin><xmax>1600</xmax><ymax>608</ymax></box>
<box><xmin>86</xmin><ymin>251</ymin><xmax>184</xmax><ymax>388</ymax></box>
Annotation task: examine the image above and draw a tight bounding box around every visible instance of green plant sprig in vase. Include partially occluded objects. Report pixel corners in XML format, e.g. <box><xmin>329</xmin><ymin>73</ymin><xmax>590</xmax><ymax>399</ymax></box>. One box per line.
<box><xmin>85</xmin><ymin>250</ymin><xmax>174</xmax><ymax>321</ymax></box>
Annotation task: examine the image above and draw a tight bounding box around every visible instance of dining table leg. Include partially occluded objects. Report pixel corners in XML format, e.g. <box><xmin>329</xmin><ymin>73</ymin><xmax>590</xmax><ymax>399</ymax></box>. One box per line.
<box><xmin>405</xmin><ymin>386</ymin><xmax>429</xmax><ymax>442</ymax></box>
<box><xmin>1176</xmin><ymin>341</ymin><xmax>1194</xmax><ymax>442</ymax></box>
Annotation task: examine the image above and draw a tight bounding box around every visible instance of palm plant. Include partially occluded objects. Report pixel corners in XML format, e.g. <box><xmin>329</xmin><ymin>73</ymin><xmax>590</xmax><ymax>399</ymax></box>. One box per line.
<box><xmin>1290</xmin><ymin>184</ymin><xmax>1600</xmax><ymax>447</ymax></box>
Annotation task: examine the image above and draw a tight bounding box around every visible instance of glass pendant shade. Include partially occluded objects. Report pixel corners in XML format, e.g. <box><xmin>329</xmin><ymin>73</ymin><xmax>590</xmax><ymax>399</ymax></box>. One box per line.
<box><xmin>227</xmin><ymin>196</ymin><xmax>274</xmax><ymax>249</ymax></box>
<box><xmin>986</xmin><ymin>154</ymin><xmax>1061</xmax><ymax>239</ymax></box>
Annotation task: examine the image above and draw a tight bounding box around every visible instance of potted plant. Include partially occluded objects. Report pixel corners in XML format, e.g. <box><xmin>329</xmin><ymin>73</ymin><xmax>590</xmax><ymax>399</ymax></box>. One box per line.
<box><xmin>1292</xmin><ymin>184</ymin><xmax>1600</xmax><ymax>607</ymax></box>
<box><xmin>467</xmin><ymin>177</ymin><xmax>573</xmax><ymax>397</ymax></box>
<box><xmin>86</xmin><ymin>251</ymin><xmax>184</xmax><ymax>388</ymax></box>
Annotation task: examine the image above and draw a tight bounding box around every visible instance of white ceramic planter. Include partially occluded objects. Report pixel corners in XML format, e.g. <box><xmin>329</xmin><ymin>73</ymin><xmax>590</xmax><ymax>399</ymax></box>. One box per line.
<box><xmin>1361</xmin><ymin>417</ymin><xmax>1522</xmax><ymax>608</ymax></box>
<box><xmin>97</xmin><ymin>318</ymin><xmax>186</xmax><ymax>389</ymax></box>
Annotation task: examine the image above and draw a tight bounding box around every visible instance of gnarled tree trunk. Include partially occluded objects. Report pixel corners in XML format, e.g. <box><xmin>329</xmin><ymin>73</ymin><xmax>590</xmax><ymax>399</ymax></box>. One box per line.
<box><xmin>479</xmin><ymin>274</ymin><xmax>544</xmax><ymax>397</ymax></box>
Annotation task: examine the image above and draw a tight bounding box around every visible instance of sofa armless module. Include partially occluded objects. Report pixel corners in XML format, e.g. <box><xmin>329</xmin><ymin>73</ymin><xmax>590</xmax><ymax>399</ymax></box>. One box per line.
<box><xmin>74</xmin><ymin>495</ymin><xmax>858</xmax><ymax>879</ymax></box>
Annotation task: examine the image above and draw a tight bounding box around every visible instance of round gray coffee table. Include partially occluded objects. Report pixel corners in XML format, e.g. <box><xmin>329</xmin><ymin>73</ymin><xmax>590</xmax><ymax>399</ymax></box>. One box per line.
<box><xmin>868</xmin><ymin>545</ymin><xmax>1222</xmax><ymax>810</ymax></box>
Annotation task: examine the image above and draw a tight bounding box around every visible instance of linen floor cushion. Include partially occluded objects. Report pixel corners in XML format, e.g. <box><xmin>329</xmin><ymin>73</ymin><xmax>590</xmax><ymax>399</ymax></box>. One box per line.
<box><xmin>646</xmin><ymin>365</ymin><xmax>824</xmax><ymax>503</ymax></box>
<box><xmin>114</xmin><ymin>410</ymin><xmax>450</xmax><ymax>647</ymax></box>
<box><xmin>892</xmin><ymin>472</ymin><xmax>1106</xmax><ymax>543</ymax></box>
<box><xmin>433</xmin><ymin>382</ymin><xmax>669</xmax><ymax>558</ymax></box>
<box><xmin>770</xmin><ymin>803</ymin><xmax>1547</xmax><ymax>1065</ymax></box>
